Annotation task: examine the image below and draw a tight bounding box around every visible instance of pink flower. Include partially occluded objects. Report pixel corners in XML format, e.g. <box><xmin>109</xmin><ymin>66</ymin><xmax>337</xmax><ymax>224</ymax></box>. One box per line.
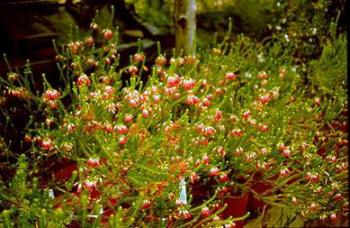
<box><xmin>201</xmin><ymin>98</ymin><xmax>211</xmax><ymax>107</ymax></box>
<box><xmin>209</xmin><ymin>167</ymin><xmax>220</xmax><ymax>177</ymax></box>
<box><xmin>260</xmin><ymin>148</ymin><xmax>268</xmax><ymax>155</ymax></box>
<box><xmin>219</xmin><ymin>173</ymin><xmax>229</xmax><ymax>182</ymax></box>
<box><xmin>142</xmin><ymin>109</ymin><xmax>150</xmax><ymax>118</ymax></box>
<box><xmin>309</xmin><ymin>202</ymin><xmax>317</xmax><ymax>211</ymax></box>
<box><xmin>182</xmin><ymin>79</ymin><xmax>196</xmax><ymax>90</ymax></box>
<box><xmin>234</xmin><ymin>147</ymin><xmax>243</xmax><ymax>156</ymax></box>
<box><xmin>115</xmin><ymin>125</ymin><xmax>128</xmax><ymax>134</ymax></box>
<box><xmin>214</xmin><ymin>110</ymin><xmax>223</xmax><ymax>122</ymax></box>
<box><xmin>206</xmin><ymin>94</ymin><xmax>213</xmax><ymax>100</ymax></box>
<box><xmin>189</xmin><ymin>172</ymin><xmax>200</xmax><ymax>183</ymax></box>
<box><xmin>259</xmin><ymin>124</ymin><xmax>269</xmax><ymax>132</ymax></box>
<box><xmin>87</xmin><ymin>158</ymin><xmax>100</xmax><ymax>168</ymax></box>
<box><xmin>305</xmin><ymin>172</ymin><xmax>319</xmax><ymax>183</ymax></box>
<box><xmin>201</xmin><ymin>207</ymin><xmax>211</xmax><ymax>217</ymax></box>
<box><xmin>278</xmin><ymin>143</ymin><xmax>287</xmax><ymax>151</ymax></box>
<box><xmin>133</xmin><ymin>53</ymin><xmax>145</xmax><ymax>63</ymax></box>
<box><xmin>77</xmin><ymin>74</ymin><xmax>91</xmax><ymax>87</ymax></box>
<box><xmin>164</xmin><ymin>87</ymin><xmax>177</xmax><ymax>96</ymax></box>
<box><xmin>217</xmin><ymin>146</ymin><xmax>226</xmax><ymax>157</ymax></box>
<box><xmin>259</xmin><ymin>95</ymin><xmax>271</xmax><ymax>104</ymax></box>
<box><xmin>203</xmin><ymin>126</ymin><xmax>216</xmax><ymax>136</ymax></box>
<box><xmin>248</xmin><ymin>118</ymin><xmax>257</xmax><ymax>126</ymax></box>
<box><xmin>245</xmin><ymin>152</ymin><xmax>257</xmax><ymax>162</ymax></box>
<box><xmin>201</xmin><ymin>80</ymin><xmax>208</xmax><ymax>87</ymax></box>
<box><xmin>224</xmin><ymin>222</ymin><xmax>236</xmax><ymax>228</ymax></box>
<box><xmin>141</xmin><ymin>199</ymin><xmax>151</xmax><ymax>210</ymax></box>
<box><xmin>153</xmin><ymin>95</ymin><xmax>161</xmax><ymax>104</ymax></box>
<box><xmin>106</xmin><ymin>103</ymin><xmax>118</xmax><ymax>114</ymax></box>
<box><xmin>333</xmin><ymin>193</ymin><xmax>343</xmax><ymax>201</ymax></box>
<box><xmin>281</xmin><ymin>148</ymin><xmax>291</xmax><ymax>158</ymax></box>
<box><xmin>41</xmin><ymin>139</ymin><xmax>53</xmax><ymax>150</ymax></box>
<box><xmin>66</xmin><ymin>123</ymin><xmax>77</xmax><ymax>133</ymax></box>
<box><xmin>257</xmin><ymin>71</ymin><xmax>268</xmax><ymax>79</ymax></box>
<box><xmin>43</xmin><ymin>89</ymin><xmax>61</xmax><ymax>101</ymax></box>
<box><xmin>155</xmin><ymin>56</ymin><xmax>167</xmax><ymax>66</ymax></box>
<box><xmin>326</xmin><ymin>155</ymin><xmax>337</xmax><ymax>163</ymax></box>
<box><xmin>330</xmin><ymin>213</ymin><xmax>338</xmax><ymax>223</ymax></box>
<box><xmin>119</xmin><ymin>136</ymin><xmax>128</xmax><ymax>145</ymax></box>
<box><xmin>178</xmin><ymin>209</ymin><xmax>192</xmax><ymax>220</ymax></box>
<box><xmin>242</xmin><ymin>110</ymin><xmax>251</xmax><ymax>120</ymax></box>
<box><xmin>47</xmin><ymin>101</ymin><xmax>58</xmax><ymax>109</ymax></box>
<box><xmin>230</xmin><ymin>129</ymin><xmax>243</xmax><ymax>137</ymax></box>
<box><xmin>103</xmin><ymin>86</ymin><xmax>115</xmax><ymax>97</ymax></box>
<box><xmin>128</xmin><ymin>99</ymin><xmax>139</xmax><ymax>107</ymax></box>
<box><xmin>68</xmin><ymin>42</ymin><xmax>81</xmax><ymax>55</ymax></box>
<box><xmin>215</xmin><ymin>88</ymin><xmax>225</xmax><ymax>95</ymax></box>
<box><xmin>186</xmin><ymin>95</ymin><xmax>200</xmax><ymax>105</ymax></box>
<box><xmin>225</xmin><ymin>72</ymin><xmax>237</xmax><ymax>80</ymax></box>
<box><xmin>202</xmin><ymin>154</ymin><xmax>210</xmax><ymax>165</ymax></box>
<box><xmin>128</xmin><ymin>66</ymin><xmax>138</xmax><ymax>75</ymax></box>
<box><xmin>84</xmin><ymin>180</ymin><xmax>97</xmax><ymax>192</ymax></box>
<box><xmin>256</xmin><ymin>161</ymin><xmax>269</xmax><ymax>171</ymax></box>
<box><xmin>279</xmin><ymin>167</ymin><xmax>289</xmax><ymax>177</ymax></box>
<box><xmin>103</xmin><ymin>29</ymin><xmax>113</xmax><ymax>40</ymax></box>
<box><xmin>104</xmin><ymin>123</ymin><xmax>114</xmax><ymax>133</ymax></box>
<box><xmin>124</xmin><ymin>114</ymin><xmax>134</xmax><ymax>123</ymax></box>
<box><xmin>84</xmin><ymin>180</ymin><xmax>100</xmax><ymax>199</ymax></box>
<box><xmin>166</xmin><ymin>75</ymin><xmax>181</xmax><ymax>87</ymax></box>
<box><xmin>88</xmin><ymin>91</ymin><xmax>100</xmax><ymax>99</ymax></box>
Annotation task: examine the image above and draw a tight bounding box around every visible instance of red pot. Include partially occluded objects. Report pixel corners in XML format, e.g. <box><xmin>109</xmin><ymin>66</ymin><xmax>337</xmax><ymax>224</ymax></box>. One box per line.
<box><xmin>101</xmin><ymin>208</ymin><xmax>114</xmax><ymax>224</ymax></box>
<box><xmin>66</xmin><ymin>220</ymin><xmax>80</xmax><ymax>228</ymax></box>
<box><xmin>248</xmin><ymin>180</ymin><xmax>272</xmax><ymax>212</ymax></box>
<box><xmin>53</xmin><ymin>162</ymin><xmax>77</xmax><ymax>182</ymax></box>
<box><xmin>221</xmin><ymin>192</ymin><xmax>249</xmax><ymax>228</ymax></box>
<box><xmin>190</xmin><ymin>179</ymin><xmax>215</xmax><ymax>205</ymax></box>
<box><xmin>40</xmin><ymin>157</ymin><xmax>77</xmax><ymax>188</ymax></box>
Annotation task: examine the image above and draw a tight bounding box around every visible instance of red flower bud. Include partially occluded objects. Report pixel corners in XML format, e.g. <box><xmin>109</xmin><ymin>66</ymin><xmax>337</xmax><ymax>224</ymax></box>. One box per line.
<box><xmin>43</xmin><ymin>89</ymin><xmax>61</xmax><ymax>101</ymax></box>
<box><xmin>77</xmin><ymin>74</ymin><xmax>91</xmax><ymax>87</ymax></box>
<box><xmin>209</xmin><ymin>167</ymin><xmax>220</xmax><ymax>177</ymax></box>
<box><xmin>201</xmin><ymin>207</ymin><xmax>211</xmax><ymax>217</ymax></box>
<box><xmin>103</xmin><ymin>29</ymin><xmax>113</xmax><ymax>40</ymax></box>
<box><xmin>225</xmin><ymin>72</ymin><xmax>237</xmax><ymax>80</ymax></box>
<box><xmin>141</xmin><ymin>199</ymin><xmax>151</xmax><ymax>210</ymax></box>
<box><xmin>219</xmin><ymin>173</ymin><xmax>229</xmax><ymax>182</ymax></box>
<box><xmin>87</xmin><ymin>158</ymin><xmax>100</xmax><ymax>168</ymax></box>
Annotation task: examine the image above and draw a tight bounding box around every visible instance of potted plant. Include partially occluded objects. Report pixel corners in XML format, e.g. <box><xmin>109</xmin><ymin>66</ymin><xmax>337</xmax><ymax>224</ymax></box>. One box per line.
<box><xmin>0</xmin><ymin>9</ymin><xmax>347</xmax><ymax>226</ymax></box>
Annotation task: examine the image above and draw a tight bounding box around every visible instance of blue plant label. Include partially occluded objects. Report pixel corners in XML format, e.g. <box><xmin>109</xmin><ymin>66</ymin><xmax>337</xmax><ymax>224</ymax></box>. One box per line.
<box><xmin>178</xmin><ymin>178</ymin><xmax>187</xmax><ymax>204</ymax></box>
<box><xmin>48</xmin><ymin>189</ymin><xmax>55</xmax><ymax>199</ymax></box>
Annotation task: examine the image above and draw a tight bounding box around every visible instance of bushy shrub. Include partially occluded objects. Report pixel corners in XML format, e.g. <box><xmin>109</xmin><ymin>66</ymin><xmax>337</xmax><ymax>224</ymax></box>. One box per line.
<box><xmin>0</xmin><ymin>8</ymin><xmax>347</xmax><ymax>228</ymax></box>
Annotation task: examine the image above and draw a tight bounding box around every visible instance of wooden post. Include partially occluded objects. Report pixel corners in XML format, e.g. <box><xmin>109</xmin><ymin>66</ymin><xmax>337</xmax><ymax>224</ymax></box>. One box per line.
<box><xmin>174</xmin><ymin>0</ymin><xmax>196</xmax><ymax>56</ymax></box>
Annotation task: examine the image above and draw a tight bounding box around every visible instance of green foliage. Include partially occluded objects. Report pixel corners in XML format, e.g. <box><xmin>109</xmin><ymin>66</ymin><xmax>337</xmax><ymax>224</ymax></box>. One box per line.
<box><xmin>308</xmin><ymin>34</ymin><xmax>347</xmax><ymax>95</ymax></box>
<box><xmin>0</xmin><ymin>155</ymin><xmax>71</xmax><ymax>227</ymax></box>
<box><xmin>0</xmin><ymin>1</ymin><xmax>347</xmax><ymax>227</ymax></box>
<box><xmin>128</xmin><ymin>0</ymin><xmax>173</xmax><ymax>28</ymax></box>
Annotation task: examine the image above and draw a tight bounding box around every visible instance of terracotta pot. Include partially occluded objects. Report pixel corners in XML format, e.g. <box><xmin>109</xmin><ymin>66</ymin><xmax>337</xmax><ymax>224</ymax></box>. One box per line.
<box><xmin>248</xmin><ymin>180</ymin><xmax>272</xmax><ymax>212</ymax></box>
<box><xmin>53</xmin><ymin>162</ymin><xmax>77</xmax><ymax>182</ymax></box>
<box><xmin>190</xmin><ymin>179</ymin><xmax>215</xmax><ymax>206</ymax></box>
<box><xmin>40</xmin><ymin>157</ymin><xmax>77</xmax><ymax>188</ymax></box>
<box><xmin>66</xmin><ymin>220</ymin><xmax>80</xmax><ymax>228</ymax></box>
<box><xmin>101</xmin><ymin>208</ymin><xmax>114</xmax><ymax>224</ymax></box>
<box><xmin>221</xmin><ymin>192</ymin><xmax>249</xmax><ymax>228</ymax></box>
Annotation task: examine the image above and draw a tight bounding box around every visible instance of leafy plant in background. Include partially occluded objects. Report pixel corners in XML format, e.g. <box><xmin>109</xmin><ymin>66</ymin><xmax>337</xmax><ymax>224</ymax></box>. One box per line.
<box><xmin>265</xmin><ymin>0</ymin><xmax>346</xmax><ymax>69</ymax></box>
